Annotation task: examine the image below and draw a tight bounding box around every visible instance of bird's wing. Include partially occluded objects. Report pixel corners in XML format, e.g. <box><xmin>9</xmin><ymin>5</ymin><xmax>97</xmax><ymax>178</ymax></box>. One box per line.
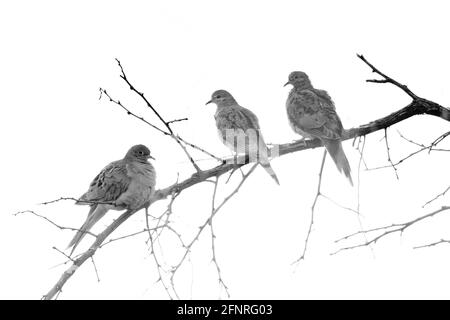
<box><xmin>216</xmin><ymin>106</ymin><xmax>260</xmax><ymax>131</ymax></box>
<box><xmin>216</xmin><ymin>105</ymin><xmax>269</xmax><ymax>156</ymax></box>
<box><xmin>314</xmin><ymin>89</ymin><xmax>336</xmax><ymax>110</ymax></box>
<box><xmin>79</xmin><ymin>160</ymin><xmax>131</xmax><ymax>205</ymax></box>
<box><xmin>238</xmin><ymin>106</ymin><xmax>261</xmax><ymax>130</ymax></box>
<box><xmin>289</xmin><ymin>89</ymin><xmax>343</xmax><ymax>140</ymax></box>
<box><xmin>314</xmin><ymin>88</ymin><xmax>344</xmax><ymax>139</ymax></box>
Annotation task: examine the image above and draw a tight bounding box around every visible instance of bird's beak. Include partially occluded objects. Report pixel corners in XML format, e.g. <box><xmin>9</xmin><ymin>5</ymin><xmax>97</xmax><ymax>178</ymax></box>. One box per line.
<box><xmin>149</xmin><ymin>155</ymin><xmax>155</xmax><ymax>160</ymax></box>
<box><xmin>283</xmin><ymin>81</ymin><xmax>291</xmax><ymax>87</ymax></box>
<box><xmin>205</xmin><ymin>100</ymin><xmax>212</xmax><ymax>105</ymax></box>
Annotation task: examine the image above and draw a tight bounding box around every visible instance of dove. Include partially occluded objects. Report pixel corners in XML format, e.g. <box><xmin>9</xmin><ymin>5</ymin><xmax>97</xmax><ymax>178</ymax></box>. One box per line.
<box><xmin>284</xmin><ymin>71</ymin><xmax>353</xmax><ymax>185</ymax></box>
<box><xmin>67</xmin><ymin>144</ymin><xmax>156</xmax><ymax>255</ymax></box>
<box><xmin>206</xmin><ymin>89</ymin><xmax>280</xmax><ymax>185</ymax></box>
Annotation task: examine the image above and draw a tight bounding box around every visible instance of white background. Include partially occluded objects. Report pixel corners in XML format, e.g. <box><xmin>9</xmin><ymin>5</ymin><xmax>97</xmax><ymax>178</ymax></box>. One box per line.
<box><xmin>1</xmin><ymin>0</ymin><xmax>449</xmax><ymax>299</ymax></box>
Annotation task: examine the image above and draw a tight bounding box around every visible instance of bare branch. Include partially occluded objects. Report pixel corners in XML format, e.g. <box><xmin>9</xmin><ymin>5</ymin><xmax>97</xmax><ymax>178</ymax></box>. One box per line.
<box><xmin>176</xmin><ymin>135</ymin><xmax>224</xmax><ymax>162</ymax></box>
<box><xmin>423</xmin><ymin>185</ymin><xmax>450</xmax><ymax>208</ymax></box>
<box><xmin>332</xmin><ymin>206</ymin><xmax>450</xmax><ymax>255</ymax></box>
<box><xmin>40</xmin><ymin>196</ymin><xmax>116</xmax><ymax>207</ymax></box>
<box><xmin>209</xmin><ymin>177</ymin><xmax>230</xmax><ymax>297</ymax></box>
<box><xmin>100</xmin><ymin>87</ymin><xmax>201</xmax><ymax>172</ymax></box>
<box><xmin>169</xmin><ymin>164</ymin><xmax>258</xmax><ymax>290</ymax></box>
<box><xmin>90</xmin><ymin>257</ymin><xmax>100</xmax><ymax>282</ymax></box>
<box><xmin>99</xmin><ymin>226</ymin><xmax>166</xmax><ymax>248</ymax></box>
<box><xmin>367</xmin><ymin>130</ymin><xmax>449</xmax><ymax>172</ymax></box>
<box><xmin>115</xmin><ymin>59</ymin><xmax>174</xmax><ymax>133</ymax></box>
<box><xmin>357</xmin><ymin>54</ymin><xmax>419</xmax><ymax>99</ymax></box>
<box><xmin>167</xmin><ymin>118</ymin><xmax>188</xmax><ymax>125</ymax></box>
<box><xmin>414</xmin><ymin>239</ymin><xmax>450</xmax><ymax>249</ymax></box>
<box><xmin>146</xmin><ymin>214</ymin><xmax>176</xmax><ymax>300</ymax></box>
<box><xmin>293</xmin><ymin>149</ymin><xmax>327</xmax><ymax>264</ymax></box>
<box><xmin>52</xmin><ymin>246</ymin><xmax>74</xmax><ymax>262</ymax></box>
<box><xmin>320</xmin><ymin>195</ymin><xmax>361</xmax><ymax>216</ymax></box>
<box><xmin>429</xmin><ymin>131</ymin><xmax>450</xmax><ymax>153</ymax></box>
<box><xmin>114</xmin><ymin>59</ymin><xmax>202</xmax><ymax>172</ymax></box>
<box><xmin>43</xmin><ymin>208</ymin><xmax>140</xmax><ymax>300</ymax></box>
<box><xmin>383</xmin><ymin>128</ymin><xmax>399</xmax><ymax>179</ymax></box>
<box><xmin>15</xmin><ymin>210</ymin><xmax>96</xmax><ymax>238</ymax></box>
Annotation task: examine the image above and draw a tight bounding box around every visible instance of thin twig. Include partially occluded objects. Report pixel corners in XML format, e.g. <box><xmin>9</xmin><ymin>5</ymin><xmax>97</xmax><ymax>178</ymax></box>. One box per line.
<box><xmin>145</xmin><ymin>209</ymin><xmax>175</xmax><ymax>300</ymax></box>
<box><xmin>99</xmin><ymin>88</ymin><xmax>169</xmax><ymax>135</ymax></box>
<box><xmin>355</xmin><ymin>136</ymin><xmax>374</xmax><ymax>256</ymax></box>
<box><xmin>90</xmin><ymin>257</ymin><xmax>100</xmax><ymax>282</ymax></box>
<box><xmin>52</xmin><ymin>246</ymin><xmax>74</xmax><ymax>262</ymax></box>
<box><xmin>367</xmin><ymin>130</ymin><xmax>449</xmax><ymax>172</ymax></box>
<box><xmin>428</xmin><ymin>131</ymin><xmax>450</xmax><ymax>153</ymax></box>
<box><xmin>167</xmin><ymin>118</ymin><xmax>188</xmax><ymax>125</ymax></box>
<box><xmin>176</xmin><ymin>136</ymin><xmax>224</xmax><ymax>162</ymax></box>
<box><xmin>209</xmin><ymin>177</ymin><xmax>230</xmax><ymax>298</ymax></box>
<box><xmin>358</xmin><ymin>54</ymin><xmax>418</xmax><ymax>100</ymax></box>
<box><xmin>170</xmin><ymin>164</ymin><xmax>258</xmax><ymax>290</ymax></box>
<box><xmin>383</xmin><ymin>128</ymin><xmax>399</xmax><ymax>179</ymax></box>
<box><xmin>14</xmin><ymin>210</ymin><xmax>97</xmax><ymax>237</ymax></box>
<box><xmin>320</xmin><ymin>195</ymin><xmax>361</xmax><ymax>216</ymax></box>
<box><xmin>332</xmin><ymin>206</ymin><xmax>450</xmax><ymax>255</ymax></box>
<box><xmin>42</xmin><ymin>208</ymin><xmax>140</xmax><ymax>300</ymax></box>
<box><xmin>293</xmin><ymin>149</ymin><xmax>327</xmax><ymax>264</ymax></box>
<box><xmin>414</xmin><ymin>239</ymin><xmax>450</xmax><ymax>249</ymax></box>
<box><xmin>423</xmin><ymin>185</ymin><xmax>450</xmax><ymax>208</ymax></box>
<box><xmin>114</xmin><ymin>59</ymin><xmax>201</xmax><ymax>172</ymax></box>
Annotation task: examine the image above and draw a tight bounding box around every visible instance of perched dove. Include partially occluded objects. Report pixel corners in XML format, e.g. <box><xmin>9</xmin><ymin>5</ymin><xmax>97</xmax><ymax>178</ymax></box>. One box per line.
<box><xmin>67</xmin><ymin>144</ymin><xmax>156</xmax><ymax>255</ymax></box>
<box><xmin>206</xmin><ymin>90</ymin><xmax>280</xmax><ymax>185</ymax></box>
<box><xmin>285</xmin><ymin>72</ymin><xmax>353</xmax><ymax>185</ymax></box>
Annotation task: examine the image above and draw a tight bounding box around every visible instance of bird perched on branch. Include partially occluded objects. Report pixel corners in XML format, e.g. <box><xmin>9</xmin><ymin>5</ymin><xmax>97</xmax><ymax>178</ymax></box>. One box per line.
<box><xmin>67</xmin><ymin>144</ymin><xmax>156</xmax><ymax>255</ymax></box>
<box><xmin>206</xmin><ymin>90</ymin><xmax>280</xmax><ymax>185</ymax></box>
<box><xmin>284</xmin><ymin>71</ymin><xmax>353</xmax><ymax>185</ymax></box>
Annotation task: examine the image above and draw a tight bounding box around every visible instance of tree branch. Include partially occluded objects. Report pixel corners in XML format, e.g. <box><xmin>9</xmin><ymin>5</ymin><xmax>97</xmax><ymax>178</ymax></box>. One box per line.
<box><xmin>423</xmin><ymin>185</ymin><xmax>450</xmax><ymax>208</ymax></box>
<box><xmin>293</xmin><ymin>149</ymin><xmax>327</xmax><ymax>264</ymax></box>
<box><xmin>332</xmin><ymin>206</ymin><xmax>450</xmax><ymax>255</ymax></box>
<box><xmin>43</xmin><ymin>208</ymin><xmax>139</xmax><ymax>300</ymax></box>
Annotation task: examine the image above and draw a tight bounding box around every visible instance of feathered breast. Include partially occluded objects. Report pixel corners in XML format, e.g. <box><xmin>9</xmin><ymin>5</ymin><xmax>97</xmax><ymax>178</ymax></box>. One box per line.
<box><xmin>126</xmin><ymin>162</ymin><xmax>156</xmax><ymax>188</ymax></box>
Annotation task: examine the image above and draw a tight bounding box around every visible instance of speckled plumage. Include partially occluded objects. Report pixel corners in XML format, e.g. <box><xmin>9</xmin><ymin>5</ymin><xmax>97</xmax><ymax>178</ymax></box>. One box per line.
<box><xmin>285</xmin><ymin>72</ymin><xmax>353</xmax><ymax>185</ymax></box>
<box><xmin>207</xmin><ymin>90</ymin><xmax>280</xmax><ymax>185</ymax></box>
<box><xmin>67</xmin><ymin>144</ymin><xmax>156</xmax><ymax>254</ymax></box>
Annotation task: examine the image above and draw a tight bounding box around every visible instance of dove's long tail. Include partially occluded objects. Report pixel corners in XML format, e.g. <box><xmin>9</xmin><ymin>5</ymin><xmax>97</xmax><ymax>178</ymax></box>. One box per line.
<box><xmin>257</xmin><ymin>149</ymin><xmax>280</xmax><ymax>185</ymax></box>
<box><xmin>259</xmin><ymin>160</ymin><xmax>280</xmax><ymax>185</ymax></box>
<box><xmin>324</xmin><ymin>140</ymin><xmax>353</xmax><ymax>186</ymax></box>
<box><xmin>67</xmin><ymin>204</ymin><xmax>108</xmax><ymax>256</ymax></box>
<box><xmin>255</xmin><ymin>137</ymin><xmax>280</xmax><ymax>185</ymax></box>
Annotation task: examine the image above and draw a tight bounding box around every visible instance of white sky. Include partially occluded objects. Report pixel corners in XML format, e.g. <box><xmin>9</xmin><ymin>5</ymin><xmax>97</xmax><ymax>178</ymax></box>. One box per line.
<box><xmin>1</xmin><ymin>0</ymin><xmax>449</xmax><ymax>299</ymax></box>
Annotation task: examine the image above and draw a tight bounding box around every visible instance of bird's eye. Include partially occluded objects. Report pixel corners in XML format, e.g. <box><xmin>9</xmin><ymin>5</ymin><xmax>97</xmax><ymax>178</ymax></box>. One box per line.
<box><xmin>139</xmin><ymin>151</ymin><xmax>144</xmax><ymax>155</ymax></box>
<box><xmin>216</xmin><ymin>95</ymin><xmax>221</xmax><ymax>99</ymax></box>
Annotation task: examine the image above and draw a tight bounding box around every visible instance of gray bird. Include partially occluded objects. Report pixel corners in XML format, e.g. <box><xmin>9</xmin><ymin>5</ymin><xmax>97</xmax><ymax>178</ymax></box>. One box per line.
<box><xmin>285</xmin><ymin>72</ymin><xmax>353</xmax><ymax>185</ymax></box>
<box><xmin>206</xmin><ymin>90</ymin><xmax>280</xmax><ymax>185</ymax></box>
<box><xmin>67</xmin><ymin>144</ymin><xmax>156</xmax><ymax>255</ymax></box>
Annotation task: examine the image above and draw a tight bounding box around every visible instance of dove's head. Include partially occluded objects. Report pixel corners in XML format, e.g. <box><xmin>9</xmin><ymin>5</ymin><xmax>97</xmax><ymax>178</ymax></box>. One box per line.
<box><xmin>125</xmin><ymin>144</ymin><xmax>155</xmax><ymax>162</ymax></box>
<box><xmin>205</xmin><ymin>90</ymin><xmax>236</xmax><ymax>108</ymax></box>
<box><xmin>284</xmin><ymin>71</ymin><xmax>312</xmax><ymax>89</ymax></box>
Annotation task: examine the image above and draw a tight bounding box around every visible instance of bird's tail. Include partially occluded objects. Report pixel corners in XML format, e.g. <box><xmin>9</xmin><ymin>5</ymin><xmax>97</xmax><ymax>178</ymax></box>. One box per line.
<box><xmin>259</xmin><ymin>160</ymin><xmax>280</xmax><ymax>185</ymax></box>
<box><xmin>324</xmin><ymin>140</ymin><xmax>353</xmax><ymax>186</ymax></box>
<box><xmin>255</xmin><ymin>136</ymin><xmax>280</xmax><ymax>185</ymax></box>
<box><xmin>67</xmin><ymin>205</ymin><xmax>108</xmax><ymax>256</ymax></box>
